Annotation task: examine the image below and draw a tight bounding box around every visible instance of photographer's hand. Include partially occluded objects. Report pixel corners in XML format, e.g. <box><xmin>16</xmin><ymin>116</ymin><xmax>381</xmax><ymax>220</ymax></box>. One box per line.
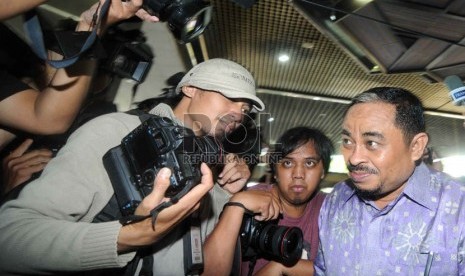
<box><xmin>217</xmin><ymin>153</ymin><xmax>251</xmax><ymax>194</ymax></box>
<box><xmin>2</xmin><ymin>139</ymin><xmax>53</xmax><ymax>195</ymax></box>
<box><xmin>0</xmin><ymin>0</ymin><xmax>47</xmax><ymax>20</ymax></box>
<box><xmin>230</xmin><ymin>188</ymin><xmax>282</xmax><ymax>221</ymax></box>
<box><xmin>78</xmin><ymin>0</ymin><xmax>159</xmax><ymax>35</ymax></box>
<box><xmin>203</xmin><ymin>189</ymin><xmax>282</xmax><ymax>276</ymax></box>
<box><xmin>117</xmin><ymin>163</ymin><xmax>213</xmax><ymax>253</ymax></box>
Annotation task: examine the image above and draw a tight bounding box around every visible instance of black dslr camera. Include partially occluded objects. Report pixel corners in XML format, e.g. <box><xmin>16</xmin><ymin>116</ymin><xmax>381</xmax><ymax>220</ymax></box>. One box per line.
<box><xmin>103</xmin><ymin>116</ymin><xmax>221</xmax><ymax>216</ymax></box>
<box><xmin>100</xmin><ymin>26</ymin><xmax>154</xmax><ymax>83</ymax></box>
<box><xmin>240</xmin><ymin>213</ymin><xmax>303</xmax><ymax>266</ymax></box>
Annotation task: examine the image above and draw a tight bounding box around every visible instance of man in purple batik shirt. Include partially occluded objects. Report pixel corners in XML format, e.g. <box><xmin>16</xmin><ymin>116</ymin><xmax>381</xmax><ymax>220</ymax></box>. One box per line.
<box><xmin>314</xmin><ymin>87</ymin><xmax>465</xmax><ymax>275</ymax></box>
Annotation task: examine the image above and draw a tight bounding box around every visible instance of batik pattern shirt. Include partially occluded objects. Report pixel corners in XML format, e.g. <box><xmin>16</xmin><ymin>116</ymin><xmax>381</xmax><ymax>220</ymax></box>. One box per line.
<box><xmin>314</xmin><ymin>163</ymin><xmax>465</xmax><ymax>275</ymax></box>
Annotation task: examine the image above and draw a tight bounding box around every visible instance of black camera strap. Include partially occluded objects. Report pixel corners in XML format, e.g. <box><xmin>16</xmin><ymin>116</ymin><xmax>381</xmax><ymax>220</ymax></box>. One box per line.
<box><xmin>23</xmin><ymin>0</ymin><xmax>110</xmax><ymax>68</ymax></box>
<box><xmin>221</xmin><ymin>201</ymin><xmax>254</xmax><ymax>217</ymax></box>
<box><xmin>183</xmin><ymin>211</ymin><xmax>204</xmax><ymax>275</ymax></box>
<box><xmin>118</xmin><ymin>199</ymin><xmax>176</xmax><ymax>229</ymax></box>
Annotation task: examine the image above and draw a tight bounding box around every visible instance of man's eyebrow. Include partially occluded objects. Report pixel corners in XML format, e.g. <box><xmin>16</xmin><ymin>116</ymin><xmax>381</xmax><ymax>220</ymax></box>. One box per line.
<box><xmin>341</xmin><ymin>129</ymin><xmax>384</xmax><ymax>140</ymax></box>
<box><xmin>341</xmin><ymin>129</ymin><xmax>351</xmax><ymax>136</ymax></box>
<box><xmin>281</xmin><ymin>155</ymin><xmax>320</xmax><ymax>161</ymax></box>
<box><xmin>363</xmin><ymin>131</ymin><xmax>384</xmax><ymax>140</ymax></box>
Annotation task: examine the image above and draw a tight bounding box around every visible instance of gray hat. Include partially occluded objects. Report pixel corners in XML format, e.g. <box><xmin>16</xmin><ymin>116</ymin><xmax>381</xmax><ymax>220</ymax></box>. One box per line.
<box><xmin>175</xmin><ymin>58</ymin><xmax>265</xmax><ymax>111</ymax></box>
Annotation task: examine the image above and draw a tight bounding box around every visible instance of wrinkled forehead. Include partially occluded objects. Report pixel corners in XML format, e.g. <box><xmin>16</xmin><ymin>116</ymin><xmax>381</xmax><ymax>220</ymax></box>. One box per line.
<box><xmin>343</xmin><ymin>103</ymin><xmax>398</xmax><ymax>135</ymax></box>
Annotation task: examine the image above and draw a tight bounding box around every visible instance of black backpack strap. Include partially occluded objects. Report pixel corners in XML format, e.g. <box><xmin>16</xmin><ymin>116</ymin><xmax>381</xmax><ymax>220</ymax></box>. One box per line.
<box><xmin>92</xmin><ymin>194</ymin><xmax>122</xmax><ymax>222</ymax></box>
<box><xmin>132</xmin><ymin>248</ymin><xmax>154</xmax><ymax>276</ymax></box>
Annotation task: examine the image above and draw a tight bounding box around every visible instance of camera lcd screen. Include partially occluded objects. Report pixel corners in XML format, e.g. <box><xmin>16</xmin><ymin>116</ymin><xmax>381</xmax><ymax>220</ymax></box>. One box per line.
<box><xmin>125</xmin><ymin>130</ymin><xmax>159</xmax><ymax>174</ymax></box>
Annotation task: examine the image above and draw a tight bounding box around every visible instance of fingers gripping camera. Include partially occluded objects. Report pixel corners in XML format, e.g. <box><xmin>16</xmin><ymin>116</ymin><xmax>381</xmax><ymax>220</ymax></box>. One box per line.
<box><xmin>103</xmin><ymin>115</ymin><xmax>222</xmax><ymax>217</ymax></box>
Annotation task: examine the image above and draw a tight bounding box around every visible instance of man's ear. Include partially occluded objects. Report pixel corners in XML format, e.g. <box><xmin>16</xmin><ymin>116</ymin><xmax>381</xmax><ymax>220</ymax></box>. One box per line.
<box><xmin>410</xmin><ymin>132</ymin><xmax>429</xmax><ymax>162</ymax></box>
<box><xmin>182</xmin><ymin>86</ymin><xmax>196</xmax><ymax>98</ymax></box>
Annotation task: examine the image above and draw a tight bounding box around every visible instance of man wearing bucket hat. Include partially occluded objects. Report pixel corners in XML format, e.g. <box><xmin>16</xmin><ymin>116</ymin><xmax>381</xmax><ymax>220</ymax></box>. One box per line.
<box><xmin>175</xmin><ymin>58</ymin><xmax>265</xmax><ymax>138</ymax></box>
<box><xmin>0</xmin><ymin>58</ymin><xmax>265</xmax><ymax>275</ymax></box>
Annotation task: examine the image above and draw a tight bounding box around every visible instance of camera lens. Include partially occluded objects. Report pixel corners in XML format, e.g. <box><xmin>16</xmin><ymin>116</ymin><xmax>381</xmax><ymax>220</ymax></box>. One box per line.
<box><xmin>143</xmin><ymin>0</ymin><xmax>212</xmax><ymax>43</ymax></box>
<box><xmin>185</xmin><ymin>17</ymin><xmax>199</xmax><ymax>33</ymax></box>
<box><xmin>281</xmin><ymin>227</ymin><xmax>303</xmax><ymax>261</ymax></box>
<box><xmin>254</xmin><ymin>223</ymin><xmax>303</xmax><ymax>266</ymax></box>
<box><xmin>178</xmin><ymin>6</ymin><xmax>212</xmax><ymax>42</ymax></box>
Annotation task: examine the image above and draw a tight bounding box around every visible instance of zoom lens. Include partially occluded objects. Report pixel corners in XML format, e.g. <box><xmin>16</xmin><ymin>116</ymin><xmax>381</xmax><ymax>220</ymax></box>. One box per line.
<box><xmin>142</xmin><ymin>0</ymin><xmax>212</xmax><ymax>43</ymax></box>
<box><xmin>255</xmin><ymin>224</ymin><xmax>303</xmax><ymax>266</ymax></box>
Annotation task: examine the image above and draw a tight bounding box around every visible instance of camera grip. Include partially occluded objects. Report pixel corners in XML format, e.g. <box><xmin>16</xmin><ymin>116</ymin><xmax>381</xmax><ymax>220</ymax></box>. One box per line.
<box><xmin>103</xmin><ymin>146</ymin><xmax>143</xmax><ymax>216</ymax></box>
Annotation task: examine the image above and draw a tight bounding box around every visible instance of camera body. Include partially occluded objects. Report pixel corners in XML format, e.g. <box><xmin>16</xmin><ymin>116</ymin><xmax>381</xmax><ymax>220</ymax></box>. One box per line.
<box><xmin>103</xmin><ymin>115</ymin><xmax>221</xmax><ymax>216</ymax></box>
<box><xmin>100</xmin><ymin>27</ymin><xmax>154</xmax><ymax>83</ymax></box>
<box><xmin>104</xmin><ymin>42</ymin><xmax>153</xmax><ymax>83</ymax></box>
<box><xmin>240</xmin><ymin>213</ymin><xmax>303</xmax><ymax>266</ymax></box>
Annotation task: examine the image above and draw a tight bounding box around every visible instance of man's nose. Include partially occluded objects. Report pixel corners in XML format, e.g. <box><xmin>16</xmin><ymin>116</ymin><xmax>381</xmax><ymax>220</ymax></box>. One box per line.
<box><xmin>229</xmin><ymin>103</ymin><xmax>244</xmax><ymax>121</ymax></box>
<box><xmin>292</xmin><ymin>164</ymin><xmax>304</xmax><ymax>179</ymax></box>
<box><xmin>345</xmin><ymin>145</ymin><xmax>366</xmax><ymax>167</ymax></box>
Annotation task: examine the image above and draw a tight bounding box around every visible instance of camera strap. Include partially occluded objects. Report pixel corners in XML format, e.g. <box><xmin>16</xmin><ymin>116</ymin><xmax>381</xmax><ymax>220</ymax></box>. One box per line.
<box><xmin>183</xmin><ymin>211</ymin><xmax>204</xmax><ymax>275</ymax></box>
<box><xmin>221</xmin><ymin>201</ymin><xmax>254</xmax><ymax>217</ymax></box>
<box><xmin>118</xmin><ymin>200</ymin><xmax>175</xmax><ymax>227</ymax></box>
<box><xmin>23</xmin><ymin>0</ymin><xmax>110</xmax><ymax>68</ymax></box>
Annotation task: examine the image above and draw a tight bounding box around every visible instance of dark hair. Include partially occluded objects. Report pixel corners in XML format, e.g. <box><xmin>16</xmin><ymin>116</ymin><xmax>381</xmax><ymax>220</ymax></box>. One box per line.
<box><xmin>347</xmin><ymin>87</ymin><xmax>425</xmax><ymax>144</ymax></box>
<box><xmin>271</xmin><ymin>127</ymin><xmax>334</xmax><ymax>174</ymax></box>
